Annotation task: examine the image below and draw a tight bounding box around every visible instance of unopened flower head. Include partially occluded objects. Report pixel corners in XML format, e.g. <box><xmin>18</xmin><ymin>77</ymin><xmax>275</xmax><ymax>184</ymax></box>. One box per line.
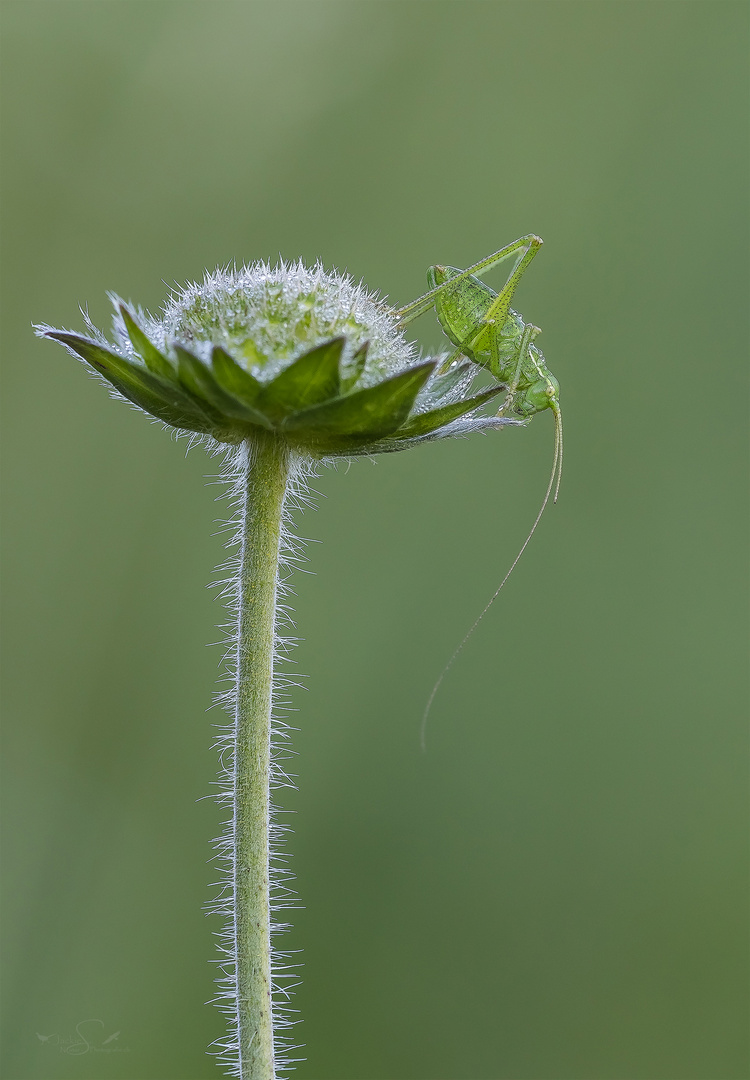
<box><xmin>157</xmin><ymin>261</ymin><xmax>414</xmax><ymax>384</ymax></box>
<box><xmin>37</xmin><ymin>259</ymin><xmax>518</xmax><ymax>456</ymax></box>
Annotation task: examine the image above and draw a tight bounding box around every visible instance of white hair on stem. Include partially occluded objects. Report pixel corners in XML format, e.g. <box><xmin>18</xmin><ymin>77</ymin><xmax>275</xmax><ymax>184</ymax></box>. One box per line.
<box><xmin>202</xmin><ymin>438</ymin><xmax>319</xmax><ymax>1077</ymax></box>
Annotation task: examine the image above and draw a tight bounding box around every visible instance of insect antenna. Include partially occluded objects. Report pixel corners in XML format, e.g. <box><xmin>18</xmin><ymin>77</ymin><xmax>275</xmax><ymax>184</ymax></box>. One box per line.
<box><xmin>526</xmin><ymin>346</ymin><xmax>563</xmax><ymax>506</ymax></box>
<box><xmin>420</xmin><ymin>420</ymin><xmax>561</xmax><ymax>751</ymax></box>
<box><xmin>552</xmin><ymin>401</ymin><xmax>563</xmax><ymax>504</ymax></box>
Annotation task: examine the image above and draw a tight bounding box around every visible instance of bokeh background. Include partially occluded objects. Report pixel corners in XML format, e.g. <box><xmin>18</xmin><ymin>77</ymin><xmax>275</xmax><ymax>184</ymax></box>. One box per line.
<box><xmin>1</xmin><ymin>3</ymin><xmax>747</xmax><ymax>1078</ymax></box>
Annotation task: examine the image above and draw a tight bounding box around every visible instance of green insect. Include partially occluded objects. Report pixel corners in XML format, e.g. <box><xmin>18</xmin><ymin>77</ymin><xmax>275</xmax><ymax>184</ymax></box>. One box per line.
<box><xmin>395</xmin><ymin>236</ymin><xmax>563</xmax><ymax>745</ymax></box>
<box><xmin>395</xmin><ymin>233</ymin><xmax>562</xmax><ymax>497</ymax></box>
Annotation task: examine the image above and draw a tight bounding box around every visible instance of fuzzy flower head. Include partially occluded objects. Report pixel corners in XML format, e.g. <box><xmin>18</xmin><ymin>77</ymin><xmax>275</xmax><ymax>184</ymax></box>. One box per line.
<box><xmin>38</xmin><ymin>260</ymin><xmax>519</xmax><ymax>456</ymax></box>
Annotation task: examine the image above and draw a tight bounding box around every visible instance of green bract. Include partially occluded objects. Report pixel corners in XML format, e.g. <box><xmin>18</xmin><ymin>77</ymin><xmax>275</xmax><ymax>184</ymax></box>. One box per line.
<box><xmin>37</xmin><ymin>261</ymin><xmax>519</xmax><ymax>456</ymax></box>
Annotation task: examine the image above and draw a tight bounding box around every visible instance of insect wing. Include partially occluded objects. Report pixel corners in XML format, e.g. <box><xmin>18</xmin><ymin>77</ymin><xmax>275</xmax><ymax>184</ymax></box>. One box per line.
<box><xmin>433</xmin><ymin>269</ymin><xmax>497</xmax><ymax>360</ymax></box>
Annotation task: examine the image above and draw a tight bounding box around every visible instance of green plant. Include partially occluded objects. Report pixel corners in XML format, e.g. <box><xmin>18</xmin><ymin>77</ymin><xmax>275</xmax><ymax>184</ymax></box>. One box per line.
<box><xmin>37</xmin><ymin>240</ymin><xmax>554</xmax><ymax>1079</ymax></box>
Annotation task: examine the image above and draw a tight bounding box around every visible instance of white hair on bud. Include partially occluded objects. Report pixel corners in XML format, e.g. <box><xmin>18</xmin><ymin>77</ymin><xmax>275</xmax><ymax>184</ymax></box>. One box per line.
<box><xmin>122</xmin><ymin>259</ymin><xmax>417</xmax><ymax>387</ymax></box>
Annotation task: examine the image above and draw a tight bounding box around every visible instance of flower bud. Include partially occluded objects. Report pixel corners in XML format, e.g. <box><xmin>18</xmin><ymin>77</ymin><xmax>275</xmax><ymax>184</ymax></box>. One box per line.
<box><xmin>38</xmin><ymin>261</ymin><xmax>520</xmax><ymax>456</ymax></box>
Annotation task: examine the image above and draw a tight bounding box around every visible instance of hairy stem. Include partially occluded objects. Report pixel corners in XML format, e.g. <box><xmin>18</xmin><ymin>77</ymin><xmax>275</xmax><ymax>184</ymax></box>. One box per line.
<box><xmin>233</xmin><ymin>433</ymin><xmax>290</xmax><ymax>1080</ymax></box>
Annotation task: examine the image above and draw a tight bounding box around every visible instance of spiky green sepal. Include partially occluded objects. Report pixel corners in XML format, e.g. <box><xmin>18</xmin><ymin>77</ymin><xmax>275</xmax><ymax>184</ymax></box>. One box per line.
<box><xmin>37</xmin><ymin>261</ymin><xmax>519</xmax><ymax>456</ymax></box>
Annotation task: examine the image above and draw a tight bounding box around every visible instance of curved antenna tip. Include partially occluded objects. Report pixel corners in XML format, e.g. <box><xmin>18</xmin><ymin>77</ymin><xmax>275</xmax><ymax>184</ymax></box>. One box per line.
<box><xmin>420</xmin><ymin>413</ymin><xmax>561</xmax><ymax>749</ymax></box>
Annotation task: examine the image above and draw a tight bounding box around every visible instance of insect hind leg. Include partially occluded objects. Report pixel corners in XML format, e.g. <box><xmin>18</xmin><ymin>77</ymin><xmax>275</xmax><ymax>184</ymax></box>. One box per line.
<box><xmin>394</xmin><ymin>235</ymin><xmax>542</xmax><ymax>327</ymax></box>
<box><xmin>477</xmin><ymin>237</ymin><xmax>543</xmax><ymax>340</ymax></box>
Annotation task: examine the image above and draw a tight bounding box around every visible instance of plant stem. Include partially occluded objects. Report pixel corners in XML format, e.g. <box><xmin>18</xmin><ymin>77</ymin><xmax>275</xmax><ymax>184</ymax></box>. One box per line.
<box><xmin>233</xmin><ymin>433</ymin><xmax>290</xmax><ymax>1080</ymax></box>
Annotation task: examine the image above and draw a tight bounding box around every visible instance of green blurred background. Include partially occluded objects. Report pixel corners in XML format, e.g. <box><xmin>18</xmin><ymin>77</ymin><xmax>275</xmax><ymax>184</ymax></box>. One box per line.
<box><xmin>1</xmin><ymin>2</ymin><xmax>747</xmax><ymax>1078</ymax></box>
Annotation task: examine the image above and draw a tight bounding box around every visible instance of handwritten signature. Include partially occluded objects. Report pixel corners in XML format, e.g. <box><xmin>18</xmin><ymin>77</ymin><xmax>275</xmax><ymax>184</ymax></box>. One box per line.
<box><xmin>36</xmin><ymin>1019</ymin><xmax>130</xmax><ymax>1055</ymax></box>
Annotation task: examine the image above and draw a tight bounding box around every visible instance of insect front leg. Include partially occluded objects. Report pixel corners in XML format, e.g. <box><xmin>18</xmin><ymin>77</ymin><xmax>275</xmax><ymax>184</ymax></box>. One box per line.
<box><xmin>495</xmin><ymin>323</ymin><xmax>538</xmax><ymax>415</ymax></box>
